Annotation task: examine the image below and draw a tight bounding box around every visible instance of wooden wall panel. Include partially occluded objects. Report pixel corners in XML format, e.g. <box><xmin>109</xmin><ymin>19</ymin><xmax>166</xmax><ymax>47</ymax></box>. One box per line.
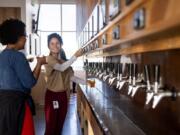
<box><xmin>0</xmin><ymin>7</ymin><xmax>21</xmax><ymax>24</ymax></box>
<box><xmin>76</xmin><ymin>0</ymin><xmax>98</xmax><ymax>37</ymax></box>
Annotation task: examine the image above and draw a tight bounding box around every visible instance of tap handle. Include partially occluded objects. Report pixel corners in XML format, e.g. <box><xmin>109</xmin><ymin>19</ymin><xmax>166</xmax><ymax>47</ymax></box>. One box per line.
<box><xmin>118</xmin><ymin>63</ymin><xmax>122</xmax><ymax>74</ymax></box>
<box><xmin>107</xmin><ymin>62</ymin><xmax>109</xmax><ymax>69</ymax></box>
<box><xmin>97</xmin><ymin>63</ymin><xmax>99</xmax><ymax>69</ymax></box>
<box><xmin>110</xmin><ymin>63</ymin><xmax>114</xmax><ymax>71</ymax></box>
<box><xmin>109</xmin><ymin>63</ymin><xmax>111</xmax><ymax>70</ymax></box>
<box><xmin>103</xmin><ymin>62</ymin><xmax>105</xmax><ymax>70</ymax></box>
<box><xmin>107</xmin><ymin>62</ymin><xmax>110</xmax><ymax>72</ymax></box>
<box><xmin>109</xmin><ymin>62</ymin><xmax>111</xmax><ymax>68</ymax></box>
<box><xmin>132</xmin><ymin>64</ymin><xmax>138</xmax><ymax>77</ymax></box>
<box><xmin>88</xmin><ymin>62</ymin><xmax>91</xmax><ymax>68</ymax></box>
<box><xmin>84</xmin><ymin>59</ymin><xmax>88</xmax><ymax>67</ymax></box>
<box><xmin>95</xmin><ymin>62</ymin><xmax>97</xmax><ymax>69</ymax></box>
<box><xmin>144</xmin><ymin>65</ymin><xmax>150</xmax><ymax>82</ymax></box>
<box><xmin>113</xmin><ymin>63</ymin><xmax>116</xmax><ymax>73</ymax></box>
<box><xmin>96</xmin><ymin>62</ymin><xmax>98</xmax><ymax>68</ymax></box>
<box><xmin>115</xmin><ymin>63</ymin><xmax>118</xmax><ymax>74</ymax></box>
<box><xmin>100</xmin><ymin>62</ymin><xmax>102</xmax><ymax>70</ymax></box>
<box><xmin>90</xmin><ymin>62</ymin><xmax>92</xmax><ymax>70</ymax></box>
<box><xmin>104</xmin><ymin>62</ymin><xmax>107</xmax><ymax>70</ymax></box>
<box><xmin>112</xmin><ymin>63</ymin><xmax>115</xmax><ymax>71</ymax></box>
<box><xmin>99</xmin><ymin>62</ymin><xmax>101</xmax><ymax>70</ymax></box>
<box><xmin>154</xmin><ymin>65</ymin><xmax>160</xmax><ymax>83</ymax></box>
<box><xmin>129</xmin><ymin>63</ymin><xmax>133</xmax><ymax>77</ymax></box>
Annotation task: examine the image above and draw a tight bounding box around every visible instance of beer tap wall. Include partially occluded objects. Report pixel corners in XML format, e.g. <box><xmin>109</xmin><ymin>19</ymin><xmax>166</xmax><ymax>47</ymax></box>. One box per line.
<box><xmin>79</xmin><ymin>0</ymin><xmax>180</xmax><ymax>134</ymax></box>
<box><xmin>84</xmin><ymin>50</ymin><xmax>180</xmax><ymax>124</ymax></box>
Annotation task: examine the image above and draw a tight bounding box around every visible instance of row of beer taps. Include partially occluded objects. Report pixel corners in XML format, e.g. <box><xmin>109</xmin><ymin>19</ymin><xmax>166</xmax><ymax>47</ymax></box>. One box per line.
<box><xmin>85</xmin><ymin>62</ymin><xmax>180</xmax><ymax>109</ymax></box>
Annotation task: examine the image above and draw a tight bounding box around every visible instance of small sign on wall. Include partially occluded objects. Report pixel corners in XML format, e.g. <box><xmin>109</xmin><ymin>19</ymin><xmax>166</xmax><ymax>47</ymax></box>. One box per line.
<box><xmin>109</xmin><ymin>0</ymin><xmax>121</xmax><ymax>20</ymax></box>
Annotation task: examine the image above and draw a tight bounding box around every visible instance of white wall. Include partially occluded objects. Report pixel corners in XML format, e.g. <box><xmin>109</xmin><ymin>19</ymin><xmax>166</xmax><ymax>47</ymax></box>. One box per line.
<box><xmin>26</xmin><ymin>0</ymin><xmax>33</xmax><ymax>34</ymax></box>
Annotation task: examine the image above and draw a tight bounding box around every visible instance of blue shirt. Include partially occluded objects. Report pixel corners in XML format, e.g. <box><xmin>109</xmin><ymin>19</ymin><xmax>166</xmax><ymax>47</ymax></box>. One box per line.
<box><xmin>0</xmin><ymin>49</ymin><xmax>37</xmax><ymax>93</ymax></box>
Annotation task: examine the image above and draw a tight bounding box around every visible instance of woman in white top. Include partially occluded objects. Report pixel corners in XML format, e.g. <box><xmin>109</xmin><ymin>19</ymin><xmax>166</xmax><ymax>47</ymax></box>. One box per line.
<box><xmin>44</xmin><ymin>33</ymin><xmax>82</xmax><ymax>135</ymax></box>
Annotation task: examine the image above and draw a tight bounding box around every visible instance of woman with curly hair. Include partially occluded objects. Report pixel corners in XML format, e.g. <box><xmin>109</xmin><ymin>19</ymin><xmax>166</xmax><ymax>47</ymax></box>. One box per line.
<box><xmin>0</xmin><ymin>19</ymin><xmax>46</xmax><ymax>135</ymax></box>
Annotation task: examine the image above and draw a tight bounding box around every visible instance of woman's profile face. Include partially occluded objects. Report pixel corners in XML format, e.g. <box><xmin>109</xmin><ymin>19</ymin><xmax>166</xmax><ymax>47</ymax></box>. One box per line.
<box><xmin>19</xmin><ymin>36</ymin><xmax>26</xmax><ymax>49</ymax></box>
<box><xmin>49</xmin><ymin>37</ymin><xmax>61</xmax><ymax>54</ymax></box>
<box><xmin>16</xmin><ymin>36</ymin><xmax>27</xmax><ymax>50</ymax></box>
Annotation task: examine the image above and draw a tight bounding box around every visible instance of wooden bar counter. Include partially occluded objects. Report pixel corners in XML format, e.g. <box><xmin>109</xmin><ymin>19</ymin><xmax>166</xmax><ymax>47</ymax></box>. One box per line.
<box><xmin>77</xmin><ymin>78</ymin><xmax>180</xmax><ymax>135</ymax></box>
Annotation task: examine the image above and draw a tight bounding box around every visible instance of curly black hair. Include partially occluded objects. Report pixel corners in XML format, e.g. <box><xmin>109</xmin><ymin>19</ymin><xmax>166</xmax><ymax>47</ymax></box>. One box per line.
<box><xmin>0</xmin><ymin>19</ymin><xmax>26</xmax><ymax>45</ymax></box>
<box><xmin>47</xmin><ymin>33</ymin><xmax>63</xmax><ymax>47</ymax></box>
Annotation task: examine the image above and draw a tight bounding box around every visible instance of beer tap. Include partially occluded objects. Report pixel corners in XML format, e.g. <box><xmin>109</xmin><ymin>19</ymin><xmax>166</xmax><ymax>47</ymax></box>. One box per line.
<box><xmin>145</xmin><ymin>65</ymin><xmax>163</xmax><ymax>105</ymax></box>
<box><xmin>130</xmin><ymin>64</ymin><xmax>146</xmax><ymax>97</ymax></box>
<box><xmin>95</xmin><ymin>62</ymin><xmax>99</xmax><ymax>77</ymax></box>
<box><xmin>118</xmin><ymin>63</ymin><xmax>132</xmax><ymax>91</ymax></box>
<box><xmin>103</xmin><ymin>62</ymin><xmax>111</xmax><ymax>81</ymax></box>
<box><xmin>99</xmin><ymin>62</ymin><xmax>107</xmax><ymax>79</ymax></box>
<box><xmin>90</xmin><ymin>63</ymin><xmax>95</xmax><ymax>77</ymax></box>
<box><xmin>126</xmin><ymin>64</ymin><xmax>135</xmax><ymax>94</ymax></box>
<box><xmin>127</xmin><ymin>64</ymin><xmax>135</xmax><ymax>95</ymax></box>
<box><xmin>145</xmin><ymin>65</ymin><xmax>155</xmax><ymax>105</ymax></box>
<box><xmin>92</xmin><ymin>62</ymin><xmax>98</xmax><ymax>75</ymax></box>
<box><xmin>152</xmin><ymin>65</ymin><xmax>180</xmax><ymax>109</ymax></box>
<box><xmin>152</xmin><ymin>88</ymin><xmax>180</xmax><ymax>109</ymax></box>
<box><xmin>108</xmin><ymin>63</ymin><xmax>114</xmax><ymax>84</ymax></box>
<box><xmin>109</xmin><ymin>63</ymin><xmax>118</xmax><ymax>86</ymax></box>
<box><xmin>116</xmin><ymin>63</ymin><xmax>126</xmax><ymax>89</ymax></box>
<box><xmin>83</xmin><ymin>60</ymin><xmax>88</xmax><ymax>71</ymax></box>
<box><xmin>87</xmin><ymin>62</ymin><xmax>91</xmax><ymax>74</ymax></box>
<box><xmin>95</xmin><ymin>62</ymin><xmax>102</xmax><ymax>77</ymax></box>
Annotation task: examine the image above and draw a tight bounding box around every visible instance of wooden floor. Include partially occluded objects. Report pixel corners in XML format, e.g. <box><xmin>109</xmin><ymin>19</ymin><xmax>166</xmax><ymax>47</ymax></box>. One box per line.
<box><xmin>33</xmin><ymin>94</ymin><xmax>82</xmax><ymax>135</ymax></box>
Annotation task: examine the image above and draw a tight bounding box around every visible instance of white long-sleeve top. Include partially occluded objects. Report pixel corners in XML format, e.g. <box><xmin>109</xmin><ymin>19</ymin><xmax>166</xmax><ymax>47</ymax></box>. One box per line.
<box><xmin>53</xmin><ymin>56</ymin><xmax>77</xmax><ymax>72</ymax></box>
<box><xmin>46</xmin><ymin>56</ymin><xmax>77</xmax><ymax>72</ymax></box>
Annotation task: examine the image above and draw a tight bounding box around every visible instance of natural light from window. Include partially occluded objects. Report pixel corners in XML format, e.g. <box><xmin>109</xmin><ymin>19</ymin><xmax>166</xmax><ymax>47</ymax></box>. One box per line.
<box><xmin>38</xmin><ymin>4</ymin><xmax>77</xmax><ymax>58</ymax></box>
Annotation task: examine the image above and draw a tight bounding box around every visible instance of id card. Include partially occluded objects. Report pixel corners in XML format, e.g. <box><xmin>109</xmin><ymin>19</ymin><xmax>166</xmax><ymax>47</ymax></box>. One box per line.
<box><xmin>52</xmin><ymin>101</ymin><xmax>59</xmax><ymax>109</ymax></box>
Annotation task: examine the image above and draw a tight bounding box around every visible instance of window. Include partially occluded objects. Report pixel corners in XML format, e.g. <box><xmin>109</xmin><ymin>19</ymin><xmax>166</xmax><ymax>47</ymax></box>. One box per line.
<box><xmin>38</xmin><ymin>4</ymin><xmax>61</xmax><ymax>31</ymax></box>
<box><xmin>37</xmin><ymin>4</ymin><xmax>83</xmax><ymax>69</ymax></box>
<box><xmin>62</xmin><ymin>5</ymin><xmax>76</xmax><ymax>31</ymax></box>
<box><xmin>38</xmin><ymin>4</ymin><xmax>77</xmax><ymax>58</ymax></box>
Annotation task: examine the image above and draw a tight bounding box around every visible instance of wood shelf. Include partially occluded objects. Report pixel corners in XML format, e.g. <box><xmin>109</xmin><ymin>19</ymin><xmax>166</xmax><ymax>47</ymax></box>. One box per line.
<box><xmin>79</xmin><ymin>0</ymin><xmax>180</xmax><ymax>57</ymax></box>
<box><xmin>82</xmin><ymin>0</ymin><xmax>180</xmax><ymax>57</ymax></box>
<box><xmin>82</xmin><ymin>0</ymin><xmax>146</xmax><ymax>49</ymax></box>
<box><xmin>85</xmin><ymin>14</ymin><xmax>180</xmax><ymax>57</ymax></box>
